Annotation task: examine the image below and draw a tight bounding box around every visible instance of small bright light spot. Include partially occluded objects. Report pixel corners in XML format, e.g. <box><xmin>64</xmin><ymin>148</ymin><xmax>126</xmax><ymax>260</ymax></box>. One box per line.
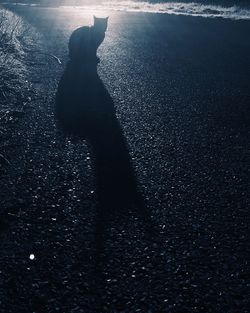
<box><xmin>29</xmin><ymin>254</ymin><xmax>35</xmax><ymax>260</ymax></box>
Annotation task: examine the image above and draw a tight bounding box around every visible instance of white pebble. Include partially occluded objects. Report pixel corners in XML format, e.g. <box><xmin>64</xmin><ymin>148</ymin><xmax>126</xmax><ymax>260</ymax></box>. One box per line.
<box><xmin>29</xmin><ymin>254</ymin><xmax>35</xmax><ymax>260</ymax></box>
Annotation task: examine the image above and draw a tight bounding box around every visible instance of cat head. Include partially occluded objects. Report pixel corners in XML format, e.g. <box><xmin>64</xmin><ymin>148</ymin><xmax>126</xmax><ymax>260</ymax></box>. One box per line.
<box><xmin>93</xmin><ymin>16</ymin><xmax>109</xmax><ymax>32</ymax></box>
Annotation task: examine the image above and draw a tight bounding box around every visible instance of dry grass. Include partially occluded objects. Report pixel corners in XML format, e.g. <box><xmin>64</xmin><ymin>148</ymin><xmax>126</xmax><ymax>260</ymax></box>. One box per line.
<box><xmin>0</xmin><ymin>7</ymin><xmax>36</xmax><ymax>162</ymax></box>
<box><xmin>0</xmin><ymin>8</ymin><xmax>30</xmax><ymax>95</ymax></box>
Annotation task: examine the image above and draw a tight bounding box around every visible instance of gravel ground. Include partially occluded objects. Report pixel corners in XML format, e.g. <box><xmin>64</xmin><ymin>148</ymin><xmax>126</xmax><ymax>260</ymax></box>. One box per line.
<box><xmin>0</xmin><ymin>5</ymin><xmax>249</xmax><ymax>313</ymax></box>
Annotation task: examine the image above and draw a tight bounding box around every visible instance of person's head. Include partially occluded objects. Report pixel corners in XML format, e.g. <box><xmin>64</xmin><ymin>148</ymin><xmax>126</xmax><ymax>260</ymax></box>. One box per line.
<box><xmin>93</xmin><ymin>16</ymin><xmax>109</xmax><ymax>32</ymax></box>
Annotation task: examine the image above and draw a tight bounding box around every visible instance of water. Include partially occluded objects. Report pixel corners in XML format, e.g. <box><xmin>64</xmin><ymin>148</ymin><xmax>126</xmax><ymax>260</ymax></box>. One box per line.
<box><xmin>8</xmin><ymin>1</ymin><xmax>250</xmax><ymax>20</ymax></box>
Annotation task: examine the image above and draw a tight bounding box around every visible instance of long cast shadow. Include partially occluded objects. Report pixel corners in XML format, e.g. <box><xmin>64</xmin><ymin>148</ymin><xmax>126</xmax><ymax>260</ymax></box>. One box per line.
<box><xmin>55</xmin><ymin>59</ymin><xmax>153</xmax><ymax>256</ymax></box>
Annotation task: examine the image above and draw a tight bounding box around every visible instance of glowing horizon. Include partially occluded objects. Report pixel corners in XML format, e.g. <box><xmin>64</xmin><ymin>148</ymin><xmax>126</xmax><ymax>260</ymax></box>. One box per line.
<box><xmin>7</xmin><ymin>1</ymin><xmax>250</xmax><ymax>20</ymax></box>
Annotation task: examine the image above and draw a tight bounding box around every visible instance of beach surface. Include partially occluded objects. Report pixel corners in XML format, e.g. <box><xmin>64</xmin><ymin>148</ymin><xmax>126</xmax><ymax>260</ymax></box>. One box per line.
<box><xmin>0</xmin><ymin>5</ymin><xmax>250</xmax><ymax>312</ymax></box>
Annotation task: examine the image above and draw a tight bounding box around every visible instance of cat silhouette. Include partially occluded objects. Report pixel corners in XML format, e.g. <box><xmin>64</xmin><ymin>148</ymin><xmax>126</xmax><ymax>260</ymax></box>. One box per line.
<box><xmin>56</xmin><ymin>16</ymin><xmax>140</xmax><ymax>212</ymax></box>
<box><xmin>68</xmin><ymin>16</ymin><xmax>108</xmax><ymax>63</ymax></box>
<box><xmin>55</xmin><ymin>19</ymin><xmax>159</xmax><ymax>259</ymax></box>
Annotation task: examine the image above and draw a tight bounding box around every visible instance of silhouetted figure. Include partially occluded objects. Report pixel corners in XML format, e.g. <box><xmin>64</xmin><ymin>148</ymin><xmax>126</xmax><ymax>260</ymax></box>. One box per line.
<box><xmin>69</xmin><ymin>16</ymin><xmax>108</xmax><ymax>63</ymax></box>
<box><xmin>55</xmin><ymin>18</ymin><xmax>155</xmax><ymax>258</ymax></box>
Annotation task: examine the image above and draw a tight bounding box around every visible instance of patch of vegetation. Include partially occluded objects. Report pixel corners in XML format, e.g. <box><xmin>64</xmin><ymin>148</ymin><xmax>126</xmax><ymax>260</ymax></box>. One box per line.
<box><xmin>0</xmin><ymin>8</ymin><xmax>31</xmax><ymax>104</ymax></box>
<box><xmin>0</xmin><ymin>7</ymin><xmax>37</xmax><ymax>166</ymax></box>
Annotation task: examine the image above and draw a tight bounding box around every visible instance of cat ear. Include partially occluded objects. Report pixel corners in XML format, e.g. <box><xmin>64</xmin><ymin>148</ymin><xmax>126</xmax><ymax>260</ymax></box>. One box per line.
<box><xmin>106</xmin><ymin>16</ymin><xmax>109</xmax><ymax>20</ymax></box>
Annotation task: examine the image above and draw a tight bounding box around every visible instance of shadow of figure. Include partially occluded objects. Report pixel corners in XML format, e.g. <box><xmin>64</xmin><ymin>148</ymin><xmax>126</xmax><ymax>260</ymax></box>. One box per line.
<box><xmin>55</xmin><ymin>58</ymin><xmax>154</xmax><ymax>257</ymax></box>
